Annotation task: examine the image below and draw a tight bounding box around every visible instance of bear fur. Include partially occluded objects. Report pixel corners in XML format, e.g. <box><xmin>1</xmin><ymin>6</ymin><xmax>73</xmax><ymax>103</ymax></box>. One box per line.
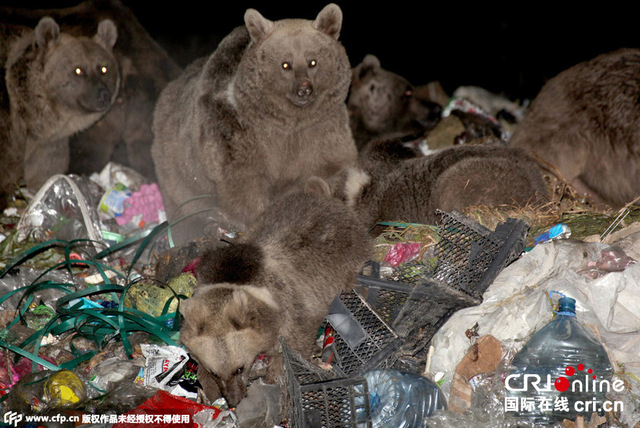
<box><xmin>0</xmin><ymin>15</ymin><xmax>119</xmax><ymax>209</ymax></box>
<box><xmin>0</xmin><ymin>0</ymin><xmax>183</xmax><ymax>181</ymax></box>
<box><xmin>509</xmin><ymin>48</ymin><xmax>640</xmax><ymax>208</ymax></box>
<box><xmin>348</xmin><ymin>54</ymin><xmax>442</xmax><ymax>150</ymax></box>
<box><xmin>327</xmin><ymin>139</ymin><xmax>549</xmax><ymax>227</ymax></box>
<box><xmin>152</xmin><ymin>4</ymin><xmax>357</xmax><ymax>244</ymax></box>
<box><xmin>179</xmin><ymin>186</ymin><xmax>372</xmax><ymax>407</ymax></box>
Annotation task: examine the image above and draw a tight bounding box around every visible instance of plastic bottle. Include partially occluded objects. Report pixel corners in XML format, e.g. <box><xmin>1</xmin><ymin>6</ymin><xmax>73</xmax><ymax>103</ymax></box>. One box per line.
<box><xmin>362</xmin><ymin>369</ymin><xmax>447</xmax><ymax>428</ymax></box>
<box><xmin>505</xmin><ymin>295</ymin><xmax>614</xmax><ymax>424</ymax></box>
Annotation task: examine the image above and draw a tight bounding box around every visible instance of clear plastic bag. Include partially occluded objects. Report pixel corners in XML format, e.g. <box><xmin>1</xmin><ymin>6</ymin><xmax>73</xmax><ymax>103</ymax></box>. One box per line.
<box><xmin>16</xmin><ymin>174</ymin><xmax>106</xmax><ymax>252</ymax></box>
<box><xmin>5</xmin><ymin>369</ymin><xmax>90</xmax><ymax>413</ymax></box>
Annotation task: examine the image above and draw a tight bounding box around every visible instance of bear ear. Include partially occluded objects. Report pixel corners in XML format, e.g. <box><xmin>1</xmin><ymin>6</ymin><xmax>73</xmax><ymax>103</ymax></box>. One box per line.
<box><xmin>35</xmin><ymin>17</ymin><xmax>60</xmax><ymax>49</ymax></box>
<box><xmin>353</xmin><ymin>54</ymin><xmax>380</xmax><ymax>79</ymax></box>
<box><xmin>305</xmin><ymin>176</ymin><xmax>332</xmax><ymax>197</ymax></box>
<box><xmin>361</xmin><ymin>54</ymin><xmax>381</xmax><ymax>70</ymax></box>
<box><xmin>94</xmin><ymin>19</ymin><xmax>118</xmax><ymax>51</ymax></box>
<box><xmin>226</xmin><ymin>289</ymin><xmax>255</xmax><ymax>330</ymax></box>
<box><xmin>244</xmin><ymin>8</ymin><xmax>274</xmax><ymax>43</ymax></box>
<box><xmin>353</xmin><ymin>54</ymin><xmax>380</xmax><ymax>81</ymax></box>
<box><xmin>313</xmin><ymin>3</ymin><xmax>342</xmax><ymax>40</ymax></box>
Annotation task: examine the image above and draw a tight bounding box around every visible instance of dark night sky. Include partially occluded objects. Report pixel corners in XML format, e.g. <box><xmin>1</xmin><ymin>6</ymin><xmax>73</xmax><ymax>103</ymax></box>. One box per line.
<box><xmin>3</xmin><ymin>1</ymin><xmax>640</xmax><ymax>101</ymax></box>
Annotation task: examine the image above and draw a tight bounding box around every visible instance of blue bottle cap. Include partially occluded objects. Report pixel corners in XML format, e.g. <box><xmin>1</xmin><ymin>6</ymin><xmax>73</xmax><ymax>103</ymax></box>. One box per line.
<box><xmin>558</xmin><ymin>296</ymin><xmax>576</xmax><ymax>315</ymax></box>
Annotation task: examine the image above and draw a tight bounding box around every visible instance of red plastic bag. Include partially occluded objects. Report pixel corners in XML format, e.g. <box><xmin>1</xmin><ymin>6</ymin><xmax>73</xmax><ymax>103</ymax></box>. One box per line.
<box><xmin>114</xmin><ymin>389</ymin><xmax>220</xmax><ymax>428</ymax></box>
<box><xmin>384</xmin><ymin>242</ymin><xmax>422</xmax><ymax>266</ymax></box>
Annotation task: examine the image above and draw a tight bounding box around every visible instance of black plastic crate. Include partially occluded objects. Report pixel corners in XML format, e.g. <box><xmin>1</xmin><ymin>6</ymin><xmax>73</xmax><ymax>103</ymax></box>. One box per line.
<box><xmin>433</xmin><ymin>210</ymin><xmax>528</xmax><ymax>298</ymax></box>
<box><xmin>354</xmin><ymin>275</ymin><xmax>479</xmax><ymax>359</ymax></box>
<box><xmin>351</xmin><ymin>211</ymin><xmax>528</xmax><ymax>362</ymax></box>
<box><xmin>325</xmin><ymin>289</ymin><xmax>404</xmax><ymax>378</ymax></box>
<box><xmin>281</xmin><ymin>338</ymin><xmax>372</xmax><ymax>428</ymax></box>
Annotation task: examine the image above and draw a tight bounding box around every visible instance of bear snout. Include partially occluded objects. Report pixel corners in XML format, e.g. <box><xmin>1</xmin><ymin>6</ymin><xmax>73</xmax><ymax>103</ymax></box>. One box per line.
<box><xmin>292</xmin><ymin>79</ymin><xmax>314</xmax><ymax>106</ymax></box>
<box><xmin>220</xmin><ymin>376</ymin><xmax>248</xmax><ymax>408</ymax></box>
<box><xmin>79</xmin><ymin>82</ymin><xmax>112</xmax><ymax>112</ymax></box>
<box><xmin>413</xmin><ymin>99</ymin><xmax>443</xmax><ymax>130</ymax></box>
<box><xmin>94</xmin><ymin>86</ymin><xmax>112</xmax><ymax>111</ymax></box>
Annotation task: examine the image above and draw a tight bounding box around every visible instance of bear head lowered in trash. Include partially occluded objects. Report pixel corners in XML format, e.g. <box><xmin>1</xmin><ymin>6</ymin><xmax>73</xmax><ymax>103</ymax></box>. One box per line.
<box><xmin>509</xmin><ymin>48</ymin><xmax>640</xmax><ymax>209</ymax></box>
<box><xmin>179</xmin><ymin>184</ymin><xmax>372</xmax><ymax>407</ymax></box>
<box><xmin>348</xmin><ymin>54</ymin><xmax>442</xmax><ymax>151</ymax></box>
<box><xmin>0</xmin><ymin>16</ymin><xmax>119</xmax><ymax>210</ymax></box>
<box><xmin>152</xmin><ymin>3</ymin><xmax>357</xmax><ymax>244</ymax></box>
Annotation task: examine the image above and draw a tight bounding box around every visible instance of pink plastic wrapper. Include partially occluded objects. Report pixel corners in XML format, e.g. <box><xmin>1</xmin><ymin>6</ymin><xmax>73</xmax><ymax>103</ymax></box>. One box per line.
<box><xmin>0</xmin><ymin>356</ymin><xmax>56</xmax><ymax>395</ymax></box>
<box><xmin>384</xmin><ymin>242</ymin><xmax>422</xmax><ymax>266</ymax></box>
<box><xmin>181</xmin><ymin>257</ymin><xmax>201</xmax><ymax>277</ymax></box>
<box><xmin>116</xmin><ymin>183</ymin><xmax>165</xmax><ymax>226</ymax></box>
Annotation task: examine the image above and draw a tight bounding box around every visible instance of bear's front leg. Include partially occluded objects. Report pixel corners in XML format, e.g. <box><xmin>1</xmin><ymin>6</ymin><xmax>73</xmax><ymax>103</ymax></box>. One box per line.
<box><xmin>24</xmin><ymin>136</ymin><xmax>70</xmax><ymax>191</ymax></box>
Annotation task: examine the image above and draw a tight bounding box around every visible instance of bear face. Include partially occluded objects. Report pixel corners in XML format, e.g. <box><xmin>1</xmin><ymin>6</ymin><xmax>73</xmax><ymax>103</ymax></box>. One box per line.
<box><xmin>180</xmin><ymin>284</ymin><xmax>279</xmax><ymax>407</ymax></box>
<box><xmin>0</xmin><ymin>16</ymin><xmax>120</xmax><ymax>208</ymax></box>
<box><xmin>38</xmin><ymin>18</ymin><xmax>119</xmax><ymax>118</ymax></box>
<box><xmin>348</xmin><ymin>54</ymin><xmax>442</xmax><ymax>149</ymax></box>
<box><xmin>1</xmin><ymin>0</ymin><xmax>184</xmax><ymax>181</ymax></box>
<box><xmin>240</xmin><ymin>4</ymin><xmax>350</xmax><ymax>115</ymax></box>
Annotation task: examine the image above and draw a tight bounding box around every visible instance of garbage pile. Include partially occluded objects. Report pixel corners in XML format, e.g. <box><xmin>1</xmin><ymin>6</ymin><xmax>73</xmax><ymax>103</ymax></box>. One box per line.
<box><xmin>2</xmin><ymin>91</ymin><xmax>640</xmax><ymax>428</ymax></box>
<box><xmin>0</xmin><ymin>165</ymin><xmax>239</xmax><ymax>426</ymax></box>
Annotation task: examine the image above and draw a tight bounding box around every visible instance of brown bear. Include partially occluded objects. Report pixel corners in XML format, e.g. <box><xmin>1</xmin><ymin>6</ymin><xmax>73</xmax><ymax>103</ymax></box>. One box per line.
<box><xmin>348</xmin><ymin>54</ymin><xmax>442</xmax><ymax>150</ymax></box>
<box><xmin>0</xmin><ymin>0</ymin><xmax>183</xmax><ymax>181</ymax></box>
<box><xmin>509</xmin><ymin>48</ymin><xmax>640</xmax><ymax>208</ymax></box>
<box><xmin>326</xmin><ymin>139</ymin><xmax>549</xmax><ymax>227</ymax></box>
<box><xmin>0</xmin><ymin>16</ymin><xmax>119</xmax><ymax>209</ymax></box>
<box><xmin>179</xmin><ymin>185</ymin><xmax>372</xmax><ymax>407</ymax></box>
<box><xmin>152</xmin><ymin>4</ymin><xmax>357</xmax><ymax>244</ymax></box>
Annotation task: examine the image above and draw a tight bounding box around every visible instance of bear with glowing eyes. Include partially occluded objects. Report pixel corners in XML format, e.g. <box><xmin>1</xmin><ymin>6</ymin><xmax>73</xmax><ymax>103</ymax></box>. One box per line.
<box><xmin>152</xmin><ymin>4</ymin><xmax>357</xmax><ymax>244</ymax></box>
<box><xmin>0</xmin><ymin>16</ymin><xmax>119</xmax><ymax>209</ymax></box>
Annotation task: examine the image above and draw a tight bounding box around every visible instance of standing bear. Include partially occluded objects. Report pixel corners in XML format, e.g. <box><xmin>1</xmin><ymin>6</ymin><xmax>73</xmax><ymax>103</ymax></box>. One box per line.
<box><xmin>152</xmin><ymin>4</ymin><xmax>357</xmax><ymax>243</ymax></box>
<box><xmin>0</xmin><ymin>16</ymin><xmax>120</xmax><ymax>210</ymax></box>
<box><xmin>509</xmin><ymin>48</ymin><xmax>640</xmax><ymax>208</ymax></box>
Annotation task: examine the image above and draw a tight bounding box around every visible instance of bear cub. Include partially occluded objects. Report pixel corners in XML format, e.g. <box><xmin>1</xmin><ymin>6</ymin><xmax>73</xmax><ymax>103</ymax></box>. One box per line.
<box><xmin>152</xmin><ymin>4</ymin><xmax>357</xmax><ymax>244</ymax></box>
<box><xmin>179</xmin><ymin>186</ymin><xmax>371</xmax><ymax>407</ymax></box>
<box><xmin>0</xmin><ymin>16</ymin><xmax>119</xmax><ymax>209</ymax></box>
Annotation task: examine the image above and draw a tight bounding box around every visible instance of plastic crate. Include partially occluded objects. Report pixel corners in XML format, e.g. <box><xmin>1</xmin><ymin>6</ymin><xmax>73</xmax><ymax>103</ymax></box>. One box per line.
<box><xmin>281</xmin><ymin>338</ymin><xmax>372</xmax><ymax>428</ymax></box>
<box><xmin>433</xmin><ymin>210</ymin><xmax>528</xmax><ymax>298</ymax></box>
<box><xmin>325</xmin><ymin>288</ymin><xmax>404</xmax><ymax>378</ymax></box>
<box><xmin>349</xmin><ymin>211</ymin><xmax>529</xmax><ymax>366</ymax></box>
<box><xmin>355</xmin><ymin>274</ymin><xmax>479</xmax><ymax>359</ymax></box>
